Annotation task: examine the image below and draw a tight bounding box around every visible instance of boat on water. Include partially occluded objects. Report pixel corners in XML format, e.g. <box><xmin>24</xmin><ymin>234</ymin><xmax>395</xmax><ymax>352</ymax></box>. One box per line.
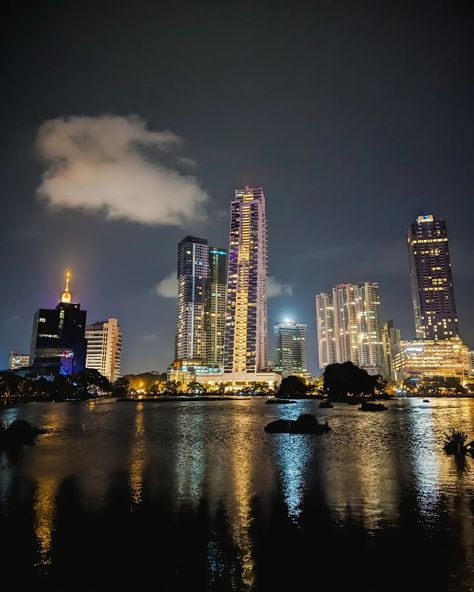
<box><xmin>359</xmin><ymin>401</ymin><xmax>387</xmax><ymax>412</ymax></box>
<box><xmin>423</xmin><ymin>399</ymin><xmax>430</xmax><ymax>403</ymax></box>
<box><xmin>264</xmin><ymin>414</ymin><xmax>331</xmax><ymax>434</ymax></box>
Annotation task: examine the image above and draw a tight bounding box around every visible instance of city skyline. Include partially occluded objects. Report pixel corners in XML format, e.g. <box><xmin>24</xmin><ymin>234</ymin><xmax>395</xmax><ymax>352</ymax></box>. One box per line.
<box><xmin>1</xmin><ymin>2</ymin><xmax>474</xmax><ymax>375</ymax></box>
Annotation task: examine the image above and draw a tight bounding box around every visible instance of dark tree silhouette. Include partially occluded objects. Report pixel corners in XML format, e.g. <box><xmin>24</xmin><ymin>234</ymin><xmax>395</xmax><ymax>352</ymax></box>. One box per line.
<box><xmin>277</xmin><ymin>375</ymin><xmax>308</xmax><ymax>397</ymax></box>
<box><xmin>323</xmin><ymin>362</ymin><xmax>384</xmax><ymax>400</ymax></box>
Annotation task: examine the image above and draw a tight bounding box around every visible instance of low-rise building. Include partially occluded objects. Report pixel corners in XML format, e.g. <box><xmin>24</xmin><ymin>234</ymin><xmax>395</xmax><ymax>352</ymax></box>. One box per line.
<box><xmin>195</xmin><ymin>372</ymin><xmax>281</xmax><ymax>392</ymax></box>
<box><xmin>9</xmin><ymin>352</ymin><xmax>30</xmax><ymax>370</ymax></box>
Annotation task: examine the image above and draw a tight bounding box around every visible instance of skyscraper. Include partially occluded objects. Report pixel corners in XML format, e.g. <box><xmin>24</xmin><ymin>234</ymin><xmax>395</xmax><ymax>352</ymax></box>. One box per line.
<box><xmin>30</xmin><ymin>271</ymin><xmax>87</xmax><ymax>375</ymax></box>
<box><xmin>175</xmin><ymin>236</ymin><xmax>209</xmax><ymax>361</ymax></box>
<box><xmin>85</xmin><ymin>318</ymin><xmax>122</xmax><ymax>382</ymax></box>
<box><xmin>224</xmin><ymin>186</ymin><xmax>268</xmax><ymax>373</ymax></box>
<box><xmin>408</xmin><ymin>214</ymin><xmax>459</xmax><ymax>340</ymax></box>
<box><xmin>205</xmin><ymin>247</ymin><xmax>227</xmax><ymax>366</ymax></box>
<box><xmin>381</xmin><ymin>320</ymin><xmax>401</xmax><ymax>380</ymax></box>
<box><xmin>315</xmin><ymin>293</ymin><xmax>337</xmax><ymax>370</ymax></box>
<box><xmin>315</xmin><ymin>282</ymin><xmax>384</xmax><ymax>375</ymax></box>
<box><xmin>274</xmin><ymin>320</ymin><xmax>308</xmax><ymax>377</ymax></box>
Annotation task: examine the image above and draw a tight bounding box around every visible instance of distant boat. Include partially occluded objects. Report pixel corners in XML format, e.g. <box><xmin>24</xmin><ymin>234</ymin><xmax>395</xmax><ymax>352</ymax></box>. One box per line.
<box><xmin>359</xmin><ymin>401</ymin><xmax>387</xmax><ymax>412</ymax></box>
<box><xmin>319</xmin><ymin>400</ymin><xmax>334</xmax><ymax>409</ymax></box>
<box><xmin>423</xmin><ymin>399</ymin><xmax>430</xmax><ymax>403</ymax></box>
<box><xmin>264</xmin><ymin>414</ymin><xmax>331</xmax><ymax>434</ymax></box>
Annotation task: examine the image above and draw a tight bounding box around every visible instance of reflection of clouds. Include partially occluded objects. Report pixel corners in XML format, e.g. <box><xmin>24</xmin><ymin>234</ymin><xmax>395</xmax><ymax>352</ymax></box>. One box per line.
<box><xmin>129</xmin><ymin>402</ymin><xmax>146</xmax><ymax>505</ymax></box>
<box><xmin>274</xmin><ymin>434</ymin><xmax>310</xmax><ymax>520</ymax></box>
<box><xmin>34</xmin><ymin>477</ymin><xmax>57</xmax><ymax>568</ymax></box>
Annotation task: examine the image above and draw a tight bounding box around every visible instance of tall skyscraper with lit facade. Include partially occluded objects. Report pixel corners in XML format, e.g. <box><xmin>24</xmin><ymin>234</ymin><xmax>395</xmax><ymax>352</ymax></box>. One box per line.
<box><xmin>175</xmin><ymin>236</ymin><xmax>209</xmax><ymax>361</ymax></box>
<box><xmin>315</xmin><ymin>282</ymin><xmax>384</xmax><ymax>375</ymax></box>
<box><xmin>85</xmin><ymin>318</ymin><xmax>122</xmax><ymax>382</ymax></box>
<box><xmin>30</xmin><ymin>271</ymin><xmax>87</xmax><ymax>375</ymax></box>
<box><xmin>205</xmin><ymin>247</ymin><xmax>227</xmax><ymax>365</ymax></box>
<box><xmin>224</xmin><ymin>186</ymin><xmax>268</xmax><ymax>373</ymax></box>
<box><xmin>408</xmin><ymin>214</ymin><xmax>459</xmax><ymax>340</ymax></box>
<box><xmin>315</xmin><ymin>293</ymin><xmax>337</xmax><ymax>370</ymax></box>
<box><xmin>274</xmin><ymin>320</ymin><xmax>308</xmax><ymax>377</ymax></box>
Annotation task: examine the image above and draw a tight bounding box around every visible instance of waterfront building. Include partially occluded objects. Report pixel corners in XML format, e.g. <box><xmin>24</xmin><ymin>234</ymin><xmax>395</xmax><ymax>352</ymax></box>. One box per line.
<box><xmin>407</xmin><ymin>214</ymin><xmax>459</xmax><ymax>340</ymax></box>
<box><xmin>205</xmin><ymin>247</ymin><xmax>227</xmax><ymax>366</ymax></box>
<box><xmin>315</xmin><ymin>293</ymin><xmax>337</xmax><ymax>371</ymax></box>
<box><xmin>381</xmin><ymin>320</ymin><xmax>401</xmax><ymax>380</ymax></box>
<box><xmin>85</xmin><ymin>318</ymin><xmax>122</xmax><ymax>382</ymax></box>
<box><xmin>468</xmin><ymin>350</ymin><xmax>474</xmax><ymax>377</ymax></box>
<box><xmin>175</xmin><ymin>236</ymin><xmax>209</xmax><ymax>361</ymax></box>
<box><xmin>393</xmin><ymin>337</ymin><xmax>469</xmax><ymax>383</ymax></box>
<box><xmin>195</xmin><ymin>371</ymin><xmax>281</xmax><ymax>392</ymax></box>
<box><xmin>30</xmin><ymin>271</ymin><xmax>87</xmax><ymax>375</ymax></box>
<box><xmin>316</xmin><ymin>282</ymin><xmax>384</xmax><ymax>375</ymax></box>
<box><xmin>167</xmin><ymin>359</ymin><xmax>223</xmax><ymax>385</ymax></box>
<box><xmin>9</xmin><ymin>352</ymin><xmax>30</xmax><ymax>370</ymax></box>
<box><xmin>224</xmin><ymin>186</ymin><xmax>268</xmax><ymax>373</ymax></box>
<box><xmin>273</xmin><ymin>320</ymin><xmax>308</xmax><ymax>377</ymax></box>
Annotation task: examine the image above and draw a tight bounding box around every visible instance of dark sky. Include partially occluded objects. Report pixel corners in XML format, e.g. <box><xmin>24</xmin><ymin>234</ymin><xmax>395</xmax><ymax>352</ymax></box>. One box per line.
<box><xmin>1</xmin><ymin>0</ymin><xmax>473</xmax><ymax>374</ymax></box>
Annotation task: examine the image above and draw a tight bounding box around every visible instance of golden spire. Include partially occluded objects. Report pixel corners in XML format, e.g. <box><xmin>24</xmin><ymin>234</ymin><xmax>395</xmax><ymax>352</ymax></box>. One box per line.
<box><xmin>60</xmin><ymin>270</ymin><xmax>72</xmax><ymax>303</ymax></box>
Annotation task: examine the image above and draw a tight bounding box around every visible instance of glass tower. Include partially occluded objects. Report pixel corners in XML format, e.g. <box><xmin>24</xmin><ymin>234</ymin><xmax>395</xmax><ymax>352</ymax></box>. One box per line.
<box><xmin>274</xmin><ymin>321</ymin><xmax>308</xmax><ymax>377</ymax></box>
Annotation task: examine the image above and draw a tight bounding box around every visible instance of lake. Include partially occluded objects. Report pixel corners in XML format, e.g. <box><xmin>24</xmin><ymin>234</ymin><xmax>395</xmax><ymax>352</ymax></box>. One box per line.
<box><xmin>1</xmin><ymin>398</ymin><xmax>474</xmax><ymax>590</ymax></box>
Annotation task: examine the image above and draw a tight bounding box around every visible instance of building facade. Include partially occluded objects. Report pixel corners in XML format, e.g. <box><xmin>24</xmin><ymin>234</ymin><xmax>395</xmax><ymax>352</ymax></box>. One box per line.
<box><xmin>273</xmin><ymin>320</ymin><xmax>308</xmax><ymax>377</ymax></box>
<box><xmin>85</xmin><ymin>318</ymin><xmax>122</xmax><ymax>382</ymax></box>
<box><xmin>175</xmin><ymin>236</ymin><xmax>209</xmax><ymax>361</ymax></box>
<box><xmin>205</xmin><ymin>247</ymin><xmax>227</xmax><ymax>366</ymax></box>
<box><xmin>381</xmin><ymin>320</ymin><xmax>401</xmax><ymax>380</ymax></box>
<box><xmin>315</xmin><ymin>293</ymin><xmax>337</xmax><ymax>371</ymax></box>
<box><xmin>30</xmin><ymin>272</ymin><xmax>87</xmax><ymax>375</ymax></box>
<box><xmin>9</xmin><ymin>352</ymin><xmax>30</xmax><ymax>370</ymax></box>
<box><xmin>393</xmin><ymin>338</ymin><xmax>469</xmax><ymax>382</ymax></box>
<box><xmin>408</xmin><ymin>214</ymin><xmax>459</xmax><ymax>340</ymax></box>
<box><xmin>224</xmin><ymin>186</ymin><xmax>268</xmax><ymax>373</ymax></box>
<box><xmin>316</xmin><ymin>282</ymin><xmax>384</xmax><ymax>375</ymax></box>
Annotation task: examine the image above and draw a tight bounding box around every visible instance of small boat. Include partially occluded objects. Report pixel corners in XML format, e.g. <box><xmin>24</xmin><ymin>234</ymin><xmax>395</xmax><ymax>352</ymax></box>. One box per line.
<box><xmin>319</xmin><ymin>400</ymin><xmax>334</xmax><ymax>409</ymax></box>
<box><xmin>423</xmin><ymin>399</ymin><xmax>430</xmax><ymax>403</ymax></box>
<box><xmin>266</xmin><ymin>398</ymin><xmax>297</xmax><ymax>405</ymax></box>
<box><xmin>264</xmin><ymin>414</ymin><xmax>331</xmax><ymax>434</ymax></box>
<box><xmin>359</xmin><ymin>401</ymin><xmax>387</xmax><ymax>412</ymax></box>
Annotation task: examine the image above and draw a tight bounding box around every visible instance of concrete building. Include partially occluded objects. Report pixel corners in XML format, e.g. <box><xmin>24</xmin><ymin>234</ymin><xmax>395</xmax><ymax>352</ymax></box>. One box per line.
<box><xmin>85</xmin><ymin>318</ymin><xmax>122</xmax><ymax>382</ymax></box>
<box><xmin>224</xmin><ymin>186</ymin><xmax>268</xmax><ymax>373</ymax></box>
<box><xmin>195</xmin><ymin>372</ymin><xmax>281</xmax><ymax>392</ymax></box>
<box><xmin>315</xmin><ymin>293</ymin><xmax>337</xmax><ymax>371</ymax></box>
<box><xmin>393</xmin><ymin>338</ymin><xmax>469</xmax><ymax>383</ymax></box>
<box><xmin>9</xmin><ymin>352</ymin><xmax>30</xmax><ymax>370</ymax></box>
<box><xmin>381</xmin><ymin>320</ymin><xmax>401</xmax><ymax>380</ymax></box>
<box><xmin>273</xmin><ymin>320</ymin><xmax>308</xmax><ymax>377</ymax></box>
<box><xmin>408</xmin><ymin>214</ymin><xmax>459</xmax><ymax>340</ymax></box>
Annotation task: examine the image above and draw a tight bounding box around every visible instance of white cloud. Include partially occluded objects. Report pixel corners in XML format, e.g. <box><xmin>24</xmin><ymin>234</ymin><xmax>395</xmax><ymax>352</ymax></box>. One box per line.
<box><xmin>36</xmin><ymin>115</ymin><xmax>209</xmax><ymax>226</ymax></box>
<box><xmin>267</xmin><ymin>276</ymin><xmax>293</xmax><ymax>298</ymax></box>
<box><xmin>155</xmin><ymin>271</ymin><xmax>178</xmax><ymax>298</ymax></box>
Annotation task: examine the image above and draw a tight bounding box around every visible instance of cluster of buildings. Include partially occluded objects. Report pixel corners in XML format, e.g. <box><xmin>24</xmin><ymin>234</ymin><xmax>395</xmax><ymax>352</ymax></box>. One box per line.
<box><xmin>316</xmin><ymin>214</ymin><xmax>472</xmax><ymax>385</ymax></box>
<box><xmin>8</xmin><ymin>272</ymin><xmax>122</xmax><ymax>383</ymax></box>
<box><xmin>5</xmin><ymin>187</ymin><xmax>473</xmax><ymax>392</ymax></box>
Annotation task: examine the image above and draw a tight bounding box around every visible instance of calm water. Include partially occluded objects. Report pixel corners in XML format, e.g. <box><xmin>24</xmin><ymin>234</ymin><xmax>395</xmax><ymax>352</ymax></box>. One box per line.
<box><xmin>1</xmin><ymin>398</ymin><xmax>474</xmax><ymax>590</ymax></box>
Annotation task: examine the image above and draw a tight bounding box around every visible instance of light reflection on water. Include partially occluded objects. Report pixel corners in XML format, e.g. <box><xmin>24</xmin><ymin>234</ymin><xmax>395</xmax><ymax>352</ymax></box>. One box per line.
<box><xmin>2</xmin><ymin>398</ymin><xmax>474</xmax><ymax>589</ymax></box>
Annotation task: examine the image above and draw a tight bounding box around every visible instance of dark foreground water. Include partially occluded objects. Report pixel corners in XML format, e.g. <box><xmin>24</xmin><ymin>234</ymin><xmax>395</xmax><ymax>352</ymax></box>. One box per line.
<box><xmin>1</xmin><ymin>398</ymin><xmax>474</xmax><ymax>591</ymax></box>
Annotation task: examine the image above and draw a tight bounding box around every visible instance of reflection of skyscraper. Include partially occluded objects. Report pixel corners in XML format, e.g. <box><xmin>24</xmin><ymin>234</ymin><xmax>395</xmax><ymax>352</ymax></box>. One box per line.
<box><xmin>30</xmin><ymin>272</ymin><xmax>87</xmax><ymax>375</ymax></box>
<box><xmin>408</xmin><ymin>215</ymin><xmax>459</xmax><ymax>339</ymax></box>
<box><xmin>315</xmin><ymin>282</ymin><xmax>384</xmax><ymax>375</ymax></box>
<box><xmin>274</xmin><ymin>321</ymin><xmax>307</xmax><ymax>377</ymax></box>
<box><xmin>224</xmin><ymin>186</ymin><xmax>268</xmax><ymax>373</ymax></box>
<box><xmin>85</xmin><ymin>318</ymin><xmax>122</xmax><ymax>382</ymax></box>
<box><xmin>175</xmin><ymin>236</ymin><xmax>209</xmax><ymax>361</ymax></box>
<box><xmin>205</xmin><ymin>248</ymin><xmax>227</xmax><ymax>366</ymax></box>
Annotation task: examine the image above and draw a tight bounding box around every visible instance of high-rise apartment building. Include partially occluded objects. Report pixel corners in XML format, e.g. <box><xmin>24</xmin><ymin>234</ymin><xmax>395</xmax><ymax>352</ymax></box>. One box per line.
<box><xmin>205</xmin><ymin>248</ymin><xmax>227</xmax><ymax>365</ymax></box>
<box><xmin>315</xmin><ymin>293</ymin><xmax>337</xmax><ymax>370</ymax></box>
<box><xmin>381</xmin><ymin>320</ymin><xmax>401</xmax><ymax>380</ymax></box>
<box><xmin>224</xmin><ymin>186</ymin><xmax>268</xmax><ymax>373</ymax></box>
<box><xmin>316</xmin><ymin>282</ymin><xmax>384</xmax><ymax>375</ymax></box>
<box><xmin>408</xmin><ymin>215</ymin><xmax>459</xmax><ymax>340</ymax></box>
<box><xmin>273</xmin><ymin>320</ymin><xmax>308</xmax><ymax>377</ymax></box>
<box><xmin>85</xmin><ymin>318</ymin><xmax>122</xmax><ymax>382</ymax></box>
<box><xmin>175</xmin><ymin>236</ymin><xmax>209</xmax><ymax>361</ymax></box>
<box><xmin>30</xmin><ymin>271</ymin><xmax>87</xmax><ymax>375</ymax></box>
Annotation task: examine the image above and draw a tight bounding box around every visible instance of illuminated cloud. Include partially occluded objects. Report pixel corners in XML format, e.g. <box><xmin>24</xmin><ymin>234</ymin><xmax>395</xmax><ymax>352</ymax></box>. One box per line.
<box><xmin>267</xmin><ymin>276</ymin><xmax>293</xmax><ymax>298</ymax></box>
<box><xmin>36</xmin><ymin>115</ymin><xmax>209</xmax><ymax>226</ymax></box>
<box><xmin>155</xmin><ymin>270</ymin><xmax>178</xmax><ymax>298</ymax></box>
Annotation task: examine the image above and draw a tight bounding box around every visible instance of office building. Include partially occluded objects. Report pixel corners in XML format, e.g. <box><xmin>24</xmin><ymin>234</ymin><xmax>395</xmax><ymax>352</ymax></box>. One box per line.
<box><xmin>274</xmin><ymin>320</ymin><xmax>308</xmax><ymax>377</ymax></box>
<box><xmin>408</xmin><ymin>214</ymin><xmax>459</xmax><ymax>339</ymax></box>
<box><xmin>224</xmin><ymin>186</ymin><xmax>268</xmax><ymax>373</ymax></box>
<box><xmin>9</xmin><ymin>352</ymin><xmax>30</xmax><ymax>370</ymax></box>
<box><xmin>381</xmin><ymin>320</ymin><xmax>401</xmax><ymax>380</ymax></box>
<box><xmin>85</xmin><ymin>318</ymin><xmax>122</xmax><ymax>382</ymax></box>
<box><xmin>30</xmin><ymin>271</ymin><xmax>87</xmax><ymax>375</ymax></box>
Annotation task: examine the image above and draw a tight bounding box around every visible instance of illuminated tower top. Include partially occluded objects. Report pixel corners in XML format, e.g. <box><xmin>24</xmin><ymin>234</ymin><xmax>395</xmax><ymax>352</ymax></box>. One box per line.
<box><xmin>60</xmin><ymin>270</ymin><xmax>72</xmax><ymax>304</ymax></box>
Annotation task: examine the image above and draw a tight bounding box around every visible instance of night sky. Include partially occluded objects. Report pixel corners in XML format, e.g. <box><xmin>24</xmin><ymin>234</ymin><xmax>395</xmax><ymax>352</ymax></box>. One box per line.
<box><xmin>1</xmin><ymin>0</ymin><xmax>473</xmax><ymax>374</ymax></box>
